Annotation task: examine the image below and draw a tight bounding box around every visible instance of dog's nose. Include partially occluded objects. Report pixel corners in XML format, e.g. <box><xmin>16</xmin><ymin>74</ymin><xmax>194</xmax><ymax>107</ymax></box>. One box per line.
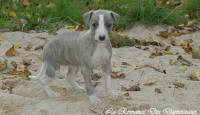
<box><xmin>99</xmin><ymin>35</ymin><xmax>105</xmax><ymax>41</ymax></box>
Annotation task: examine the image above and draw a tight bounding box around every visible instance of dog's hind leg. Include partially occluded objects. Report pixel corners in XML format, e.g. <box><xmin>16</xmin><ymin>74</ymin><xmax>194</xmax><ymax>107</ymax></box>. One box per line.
<box><xmin>39</xmin><ymin>62</ymin><xmax>61</xmax><ymax>97</ymax></box>
<box><xmin>65</xmin><ymin>66</ymin><xmax>86</xmax><ymax>93</ymax></box>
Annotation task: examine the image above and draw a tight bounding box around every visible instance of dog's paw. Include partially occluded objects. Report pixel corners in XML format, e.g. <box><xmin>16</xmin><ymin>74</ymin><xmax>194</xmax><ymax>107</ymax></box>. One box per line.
<box><xmin>89</xmin><ymin>94</ymin><xmax>102</xmax><ymax>105</ymax></box>
<box><xmin>107</xmin><ymin>91</ymin><xmax>118</xmax><ymax>100</ymax></box>
<box><xmin>28</xmin><ymin>75</ymin><xmax>39</xmax><ymax>80</ymax></box>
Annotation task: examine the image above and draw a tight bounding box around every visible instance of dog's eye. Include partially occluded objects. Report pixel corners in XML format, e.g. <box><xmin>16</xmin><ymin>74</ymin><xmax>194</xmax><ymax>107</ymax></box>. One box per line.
<box><xmin>92</xmin><ymin>23</ymin><xmax>98</xmax><ymax>28</ymax></box>
<box><xmin>106</xmin><ymin>23</ymin><xmax>112</xmax><ymax>28</ymax></box>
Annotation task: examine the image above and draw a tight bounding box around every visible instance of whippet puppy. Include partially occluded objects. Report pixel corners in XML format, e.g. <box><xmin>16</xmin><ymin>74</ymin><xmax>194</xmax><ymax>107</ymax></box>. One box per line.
<box><xmin>29</xmin><ymin>9</ymin><xmax>120</xmax><ymax>105</ymax></box>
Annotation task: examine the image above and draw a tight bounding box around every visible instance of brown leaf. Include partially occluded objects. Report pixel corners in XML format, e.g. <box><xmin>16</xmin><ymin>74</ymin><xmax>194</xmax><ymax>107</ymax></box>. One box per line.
<box><xmin>165</xmin><ymin>46</ymin><xmax>171</xmax><ymax>51</ymax></box>
<box><xmin>24</xmin><ymin>44</ymin><xmax>32</xmax><ymax>51</ymax></box>
<box><xmin>93</xmin><ymin>82</ymin><xmax>100</xmax><ymax>87</ymax></box>
<box><xmin>75</xmin><ymin>24</ymin><xmax>87</xmax><ymax>31</ymax></box>
<box><xmin>0</xmin><ymin>58</ymin><xmax>7</xmax><ymax>71</ymax></box>
<box><xmin>9</xmin><ymin>11</ymin><xmax>16</xmax><ymax>17</ymax></box>
<box><xmin>13</xmin><ymin>24</ymin><xmax>21</xmax><ymax>31</ymax></box>
<box><xmin>157</xmin><ymin>30</ymin><xmax>168</xmax><ymax>38</ymax></box>
<box><xmin>121</xmin><ymin>62</ymin><xmax>132</xmax><ymax>66</ymax></box>
<box><xmin>22</xmin><ymin>0</ymin><xmax>31</xmax><ymax>7</ymax></box>
<box><xmin>126</xmin><ymin>85</ymin><xmax>141</xmax><ymax>91</ymax></box>
<box><xmin>22</xmin><ymin>58</ymin><xmax>32</xmax><ymax>66</ymax></box>
<box><xmin>192</xmin><ymin>46</ymin><xmax>200</xmax><ymax>59</ymax></box>
<box><xmin>143</xmin><ymin>47</ymin><xmax>149</xmax><ymax>50</ymax></box>
<box><xmin>185</xmin><ymin>20</ymin><xmax>197</xmax><ymax>27</ymax></box>
<box><xmin>172</xmin><ymin>31</ymin><xmax>181</xmax><ymax>36</ymax></box>
<box><xmin>34</xmin><ymin>44</ymin><xmax>44</xmax><ymax>50</ymax></box>
<box><xmin>143</xmin><ymin>77</ymin><xmax>157</xmax><ymax>86</ymax></box>
<box><xmin>10</xmin><ymin>61</ymin><xmax>17</xmax><ymax>69</ymax></box>
<box><xmin>155</xmin><ymin>88</ymin><xmax>162</xmax><ymax>93</ymax></box>
<box><xmin>50</xmin><ymin>86</ymin><xmax>67</xmax><ymax>96</ymax></box>
<box><xmin>66</xmin><ymin>25</ymin><xmax>76</xmax><ymax>30</ymax></box>
<box><xmin>6</xmin><ymin>45</ymin><xmax>19</xmax><ymax>56</ymax></box>
<box><xmin>111</xmin><ymin>72</ymin><xmax>126</xmax><ymax>79</ymax></box>
<box><xmin>124</xmin><ymin>92</ymin><xmax>129</xmax><ymax>96</ymax></box>
<box><xmin>189</xmin><ymin>72</ymin><xmax>200</xmax><ymax>81</ymax></box>
<box><xmin>149</xmin><ymin>50</ymin><xmax>163</xmax><ymax>58</ymax></box>
<box><xmin>173</xmin><ymin>81</ymin><xmax>184</xmax><ymax>88</ymax></box>
<box><xmin>92</xmin><ymin>73</ymin><xmax>101</xmax><ymax>81</ymax></box>
<box><xmin>111</xmin><ymin>72</ymin><xmax>119</xmax><ymax>78</ymax></box>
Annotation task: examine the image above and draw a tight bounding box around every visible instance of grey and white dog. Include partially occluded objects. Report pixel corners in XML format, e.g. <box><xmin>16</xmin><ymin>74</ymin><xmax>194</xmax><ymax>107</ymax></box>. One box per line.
<box><xmin>29</xmin><ymin>9</ymin><xmax>120</xmax><ymax>105</ymax></box>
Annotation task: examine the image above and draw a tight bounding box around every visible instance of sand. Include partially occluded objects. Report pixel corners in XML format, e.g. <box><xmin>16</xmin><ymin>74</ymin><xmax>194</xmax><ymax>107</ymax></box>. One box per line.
<box><xmin>0</xmin><ymin>24</ymin><xmax>200</xmax><ymax>115</ymax></box>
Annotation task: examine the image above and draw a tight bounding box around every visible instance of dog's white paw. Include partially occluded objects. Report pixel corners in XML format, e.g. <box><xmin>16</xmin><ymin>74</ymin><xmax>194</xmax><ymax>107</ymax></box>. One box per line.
<box><xmin>107</xmin><ymin>91</ymin><xmax>118</xmax><ymax>100</ymax></box>
<box><xmin>28</xmin><ymin>75</ymin><xmax>39</xmax><ymax>80</ymax></box>
<box><xmin>89</xmin><ymin>94</ymin><xmax>102</xmax><ymax>105</ymax></box>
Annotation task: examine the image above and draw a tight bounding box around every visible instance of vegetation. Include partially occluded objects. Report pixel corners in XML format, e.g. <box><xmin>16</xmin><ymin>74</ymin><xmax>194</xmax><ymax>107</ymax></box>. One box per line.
<box><xmin>0</xmin><ymin>0</ymin><xmax>199</xmax><ymax>32</ymax></box>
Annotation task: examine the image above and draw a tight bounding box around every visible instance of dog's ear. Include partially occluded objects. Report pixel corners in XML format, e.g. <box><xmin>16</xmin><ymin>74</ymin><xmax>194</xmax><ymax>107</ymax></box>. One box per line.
<box><xmin>83</xmin><ymin>11</ymin><xmax>94</xmax><ymax>25</ymax></box>
<box><xmin>110</xmin><ymin>11</ymin><xmax>120</xmax><ymax>24</ymax></box>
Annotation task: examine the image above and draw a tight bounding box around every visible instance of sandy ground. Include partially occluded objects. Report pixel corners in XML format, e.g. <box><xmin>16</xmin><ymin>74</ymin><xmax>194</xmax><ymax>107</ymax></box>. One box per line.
<box><xmin>0</xmin><ymin>24</ymin><xmax>200</xmax><ymax>115</ymax></box>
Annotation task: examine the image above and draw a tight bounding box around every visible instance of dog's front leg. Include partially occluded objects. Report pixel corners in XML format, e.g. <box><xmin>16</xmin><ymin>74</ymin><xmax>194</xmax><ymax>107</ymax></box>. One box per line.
<box><xmin>81</xmin><ymin>64</ymin><xmax>102</xmax><ymax>105</ymax></box>
<box><xmin>102</xmin><ymin>61</ymin><xmax>118</xmax><ymax>100</ymax></box>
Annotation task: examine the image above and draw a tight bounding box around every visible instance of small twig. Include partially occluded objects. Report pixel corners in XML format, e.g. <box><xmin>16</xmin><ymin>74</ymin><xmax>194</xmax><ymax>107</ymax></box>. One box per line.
<box><xmin>136</xmin><ymin>70</ymin><xmax>144</xmax><ymax>85</ymax></box>
<box><xmin>172</xmin><ymin>86</ymin><xmax>175</xmax><ymax>97</ymax></box>
<box><xmin>177</xmin><ymin>55</ymin><xmax>193</xmax><ymax>66</ymax></box>
<box><xmin>135</xmin><ymin>64</ymin><xmax>166</xmax><ymax>74</ymax></box>
<box><xmin>66</xmin><ymin>16</ymin><xmax>88</xmax><ymax>29</ymax></box>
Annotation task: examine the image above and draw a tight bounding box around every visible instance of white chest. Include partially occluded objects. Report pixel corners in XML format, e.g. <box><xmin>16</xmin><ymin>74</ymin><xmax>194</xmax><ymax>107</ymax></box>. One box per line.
<box><xmin>92</xmin><ymin>45</ymin><xmax>110</xmax><ymax>66</ymax></box>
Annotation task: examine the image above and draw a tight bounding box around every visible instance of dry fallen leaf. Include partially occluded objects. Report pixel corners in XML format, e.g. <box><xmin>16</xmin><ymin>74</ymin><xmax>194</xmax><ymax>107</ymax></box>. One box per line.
<box><xmin>126</xmin><ymin>85</ymin><xmax>141</xmax><ymax>91</ymax></box>
<box><xmin>185</xmin><ymin>20</ymin><xmax>197</xmax><ymax>27</ymax></box>
<box><xmin>35</xmin><ymin>25</ymin><xmax>41</xmax><ymax>29</ymax></box>
<box><xmin>34</xmin><ymin>44</ymin><xmax>44</xmax><ymax>50</ymax></box>
<box><xmin>124</xmin><ymin>92</ymin><xmax>129</xmax><ymax>96</ymax></box>
<box><xmin>0</xmin><ymin>36</ymin><xmax>3</xmax><ymax>40</ymax></box>
<box><xmin>149</xmin><ymin>50</ymin><xmax>163</xmax><ymax>58</ymax></box>
<box><xmin>10</xmin><ymin>61</ymin><xmax>17</xmax><ymax>69</ymax></box>
<box><xmin>92</xmin><ymin>73</ymin><xmax>101</xmax><ymax>81</ymax></box>
<box><xmin>143</xmin><ymin>77</ymin><xmax>157</xmax><ymax>86</ymax></box>
<box><xmin>24</xmin><ymin>44</ymin><xmax>32</xmax><ymax>51</ymax></box>
<box><xmin>0</xmin><ymin>58</ymin><xmax>7</xmax><ymax>71</ymax></box>
<box><xmin>22</xmin><ymin>0</ymin><xmax>31</xmax><ymax>7</ymax></box>
<box><xmin>121</xmin><ymin>62</ymin><xmax>132</xmax><ymax>66</ymax></box>
<box><xmin>15</xmin><ymin>44</ymin><xmax>21</xmax><ymax>49</ymax></box>
<box><xmin>155</xmin><ymin>88</ymin><xmax>162</xmax><ymax>93</ymax></box>
<box><xmin>173</xmin><ymin>81</ymin><xmax>184</xmax><ymax>88</ymax></box>
<box><xmin>22</xmin><ymin>58</ymin><xmax>32</xmax><ymax>66</ymax></box>
<box><xmin>66</xmin><ymin>25</ymin><xmax>76</xmax><ymax>30</ymax></box>
<box><xmin>76</xmin><ymin>24</ymin><xmax>87</xmax><ymax>31</ymax></box>
<box><xmin>119</xmin><ymin>33</ymin><xmax>127</xmax><ymax>37</ymax></box>
<box><xmin>111</xmin><ymin>72</ymin><xmax>119</xmax><ymax>78</ymax></box>
<box><xmin>192</xmin><ymin>46</ymin><xmax>200</xmax><ymax>59</ymax></box>
<box><xmin>189</xmin><ymin>72</ymin><xmax>200</xmax><ymax>81</ymax></box>
<box><xmin>172</xmin><ymin>31</ymin><xmax>181</xmax><ymax>36</ymax></box>
<box><xmin>93</xmin><ymin>82</ymin><xmax>100</xmax><ymax>87</ymax></box>
<box><xmin>47</xmin><ymin>2</ymin><xmax>56</xmax><ymax>7</ymax></box>
<box><xmin>157</xmin><ymin>30</ymin><xmax>168</xmax><ymax>38</ymax></box>
<box><xmin>9</xmin><ymin>11</ymin><xmax>16</xmax><ymax>17</ymax></box>
<box><xmin>50</xmin><ymin>86</ymin><xmax>67</xmax><ymax>96</ymax></box>
<box><xmin>6</xmin><ymin>45</ymin><xmax>19</xmax><ymax>56</ymax></box>
<box><xmin>165</xmin><ymin>46</ymin><xmax>171</xmax><ymax>51</ymax></box>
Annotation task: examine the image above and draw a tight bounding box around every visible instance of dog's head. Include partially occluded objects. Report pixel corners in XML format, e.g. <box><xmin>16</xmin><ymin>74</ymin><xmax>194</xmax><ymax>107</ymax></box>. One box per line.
<box><xmin>83</xmin><ymin>9</ymin><xmax>120</xmax><ymax>42</ymax></box>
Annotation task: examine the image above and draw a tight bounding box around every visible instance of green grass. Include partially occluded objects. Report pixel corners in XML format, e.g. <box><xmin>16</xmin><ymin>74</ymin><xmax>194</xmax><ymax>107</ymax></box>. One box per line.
<box><xmin>0</xmin><ymin>0</ymin><xmax>199</xmax><ymax>32</ymax></box>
